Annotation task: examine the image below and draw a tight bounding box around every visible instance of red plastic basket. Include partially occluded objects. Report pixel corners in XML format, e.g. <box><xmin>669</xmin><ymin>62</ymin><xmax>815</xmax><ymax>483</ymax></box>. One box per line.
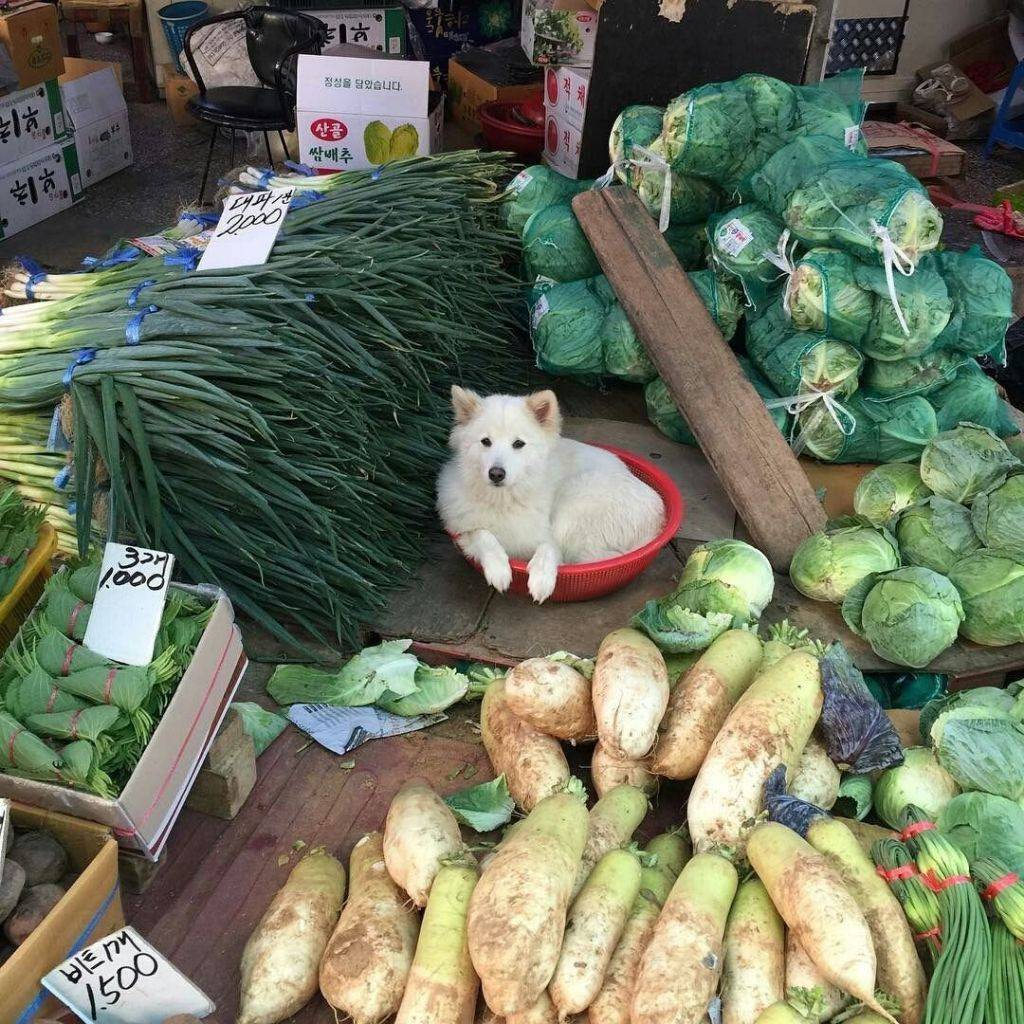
<box><xmin>452</xmin><ymin>445</ymin><xmax>685</xmax><ymax>603</ymax></box>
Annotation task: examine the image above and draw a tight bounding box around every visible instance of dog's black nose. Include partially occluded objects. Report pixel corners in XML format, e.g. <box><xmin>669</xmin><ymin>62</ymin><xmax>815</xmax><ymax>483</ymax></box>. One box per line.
<box><xmin>488</xmin><ymin>466</ymin><xmax>506</xmax><ymax>485</ymax></box>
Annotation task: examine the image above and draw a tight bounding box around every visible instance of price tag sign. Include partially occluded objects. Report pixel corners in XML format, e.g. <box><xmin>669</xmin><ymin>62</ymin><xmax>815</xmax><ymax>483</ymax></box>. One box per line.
<box><xmin>42</xmin><ymin>926</ymin><xmax>214</xmax><ymax>1024</ymax></box>
<box><xmin>83</xmin><ymin>542</ymin><xmax>175</xmax><ymax>667</ymax></box>
<box><xmin>0</xmin><ymin>797</ymin><xmax>10</xmax><ymax>880</ymax></box>
<box><xmin>197</xmin><ymin>187</ymin><xmax>294</xmax><ymax>271</ymax></box>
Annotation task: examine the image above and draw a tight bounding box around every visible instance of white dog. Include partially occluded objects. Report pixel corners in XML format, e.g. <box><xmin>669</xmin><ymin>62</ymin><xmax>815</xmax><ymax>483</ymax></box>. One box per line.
<box><xmin>437</xmin><ymin>387</ymin><xmax>665</xmax><ymax>603</ymax></box>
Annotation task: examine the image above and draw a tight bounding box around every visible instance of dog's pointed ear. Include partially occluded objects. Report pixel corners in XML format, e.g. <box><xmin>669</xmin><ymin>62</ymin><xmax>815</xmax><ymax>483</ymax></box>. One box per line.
<box><xmin>451</xmin><ymin>385</ymin><xmax>482</xmax><ymax>424</ymax></box>
<box><xmin>526</xmin><ymin>390</ymin><xmax>561</xmax><ymax>433</ymax></box>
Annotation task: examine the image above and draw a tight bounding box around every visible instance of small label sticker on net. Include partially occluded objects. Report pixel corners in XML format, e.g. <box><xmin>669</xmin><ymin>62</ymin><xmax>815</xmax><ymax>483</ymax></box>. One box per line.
<box><xmin>845</xmin><ymin>124</ymin><xmax>861</xmax><ymax>150</ymax></box>
<box><xmin>719</xmin><ymin>218</ymin><xmax>753</xmax><ymax>257</ymax></box>
<box><xmin>530</xmin><ymin>295</ymin><xmax>550</xmax><ymax>331</ymax></box>
<box><xmin>509</xmin><ymin>169</ymin><xmax>532</xmax><ymax>194</ymax></box>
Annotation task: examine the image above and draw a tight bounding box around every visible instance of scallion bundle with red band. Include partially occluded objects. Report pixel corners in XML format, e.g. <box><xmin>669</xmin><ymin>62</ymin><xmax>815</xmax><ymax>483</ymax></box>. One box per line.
<box><xmin>972</xmin><ymin>858</ymin><xmax>1024</xmax><ymax>944</ymax></box>
<box><xmin>982</xmin><ymin>873</ymin><xmax>1020</xmax><ymax>901</ymax></box>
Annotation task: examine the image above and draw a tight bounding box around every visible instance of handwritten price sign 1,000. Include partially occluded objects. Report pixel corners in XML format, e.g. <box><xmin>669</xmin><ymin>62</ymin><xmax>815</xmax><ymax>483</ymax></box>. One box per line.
<box><xmin>97</xmin><ymin>546</ymin><xmax>171</xmax><ymax>593</ymax></box>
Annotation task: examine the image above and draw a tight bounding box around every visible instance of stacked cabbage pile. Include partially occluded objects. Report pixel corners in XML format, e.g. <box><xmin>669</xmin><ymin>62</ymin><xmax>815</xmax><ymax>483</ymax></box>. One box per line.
<box><xmin>505</xmin><ymin>70</ymin><xmax>1019</xmax><ymax>464</ymax></box>
<box><xmin>790</xmin><ymin>423</ymin><xmax>1024</xmax><ymax>667</ymax></box>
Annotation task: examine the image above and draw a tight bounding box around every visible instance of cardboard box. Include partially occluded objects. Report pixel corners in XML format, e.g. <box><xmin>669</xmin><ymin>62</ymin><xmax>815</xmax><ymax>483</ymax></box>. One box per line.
<box><xmin>296</xmin><ymin>53</ymin><xmax>443</xmax><ymax>172</ymax></box>
<box><xmin>916</xmin><ymin>59</ymin><xmax>994</xmax><ymax>125</ymax></box>
<box><xmin>60</xmin><ymin>61</ymin><xmax>132</xmax><ymax>185</ymax></box>
<box><xmin>861</xmin><ymin>120</ymin><xmax>965</xmax><ymax>179</ymax></box>
<box><xmin>62</xmin><ymin>55</ymin><xmax>123</xmax><ymax>91</ymax></box>
<box><xmin>0</xmin><ymin>79</ymin><xmax>68</xmax><ymax>168</ymax></box>
<box><xmin>521</xmin><ymin>0</ymin><xmax>597</xmax><ymax>67</ymax></box>
<box><xmin>406</xmin><ymin>0</ymin><xmax>521</xmax><ymax>81</ymax></box>
<box><xmin>313</xmin><ymin>7</ymin><xmax>406</xmax><ymax>55</ymax></box>
<box><xmin>0</xmin><ymin>802</ymin><xmax>124</xmax><ymax>1024</ymax></box>
<box><xmin>543</xmin><ymin>64</ymin><xmax>588</xmax><ymax>131</ymax></box>
<box><xmin>0</xmin><ymin>3</ymin><xmax>64</xmax><ymax>90</ymax></box>
<box><xmin>949</xmin><ymin>15</ymin><xmax>1016</xmax><ymax>99</ymax></box>
<box><xmin>894</xmin><ymin>101</ymin><xmax>991</xmax><ymax>142</ymax></box>
<box><xmin>544</xmin><ymin>109</ymin><xmax>581</xmax><ymax>176</ymax></box>
<box><xmin>0</xmin><ymin>583</ymin><xmax>247</xmax><ymax>859</ymax></box>
<box><xmin>447</xmin><ymin>41</ymin><xmax>542</xmax><ymax>132</ymax></box>
<box><xmin>0</xmin><ymin>137</ymin><xmax>83</xmax><ymax>240</ymax></box>
<box><xmin>162</xmin><ymin>63</ymin><xmax>199</xmax><ymax>126</ymax></box>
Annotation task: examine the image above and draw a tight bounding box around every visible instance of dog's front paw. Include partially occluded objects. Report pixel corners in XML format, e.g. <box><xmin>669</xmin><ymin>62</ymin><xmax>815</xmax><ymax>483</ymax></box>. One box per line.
<box><xmin>527</xmin><ymin>549</ymin><xmax>559</xmax><ymax>604</ymax></box>
<box><xmin>483</xmin><ymin>556</ymin><xmax>513</xmax><ymax>593</ymax></box>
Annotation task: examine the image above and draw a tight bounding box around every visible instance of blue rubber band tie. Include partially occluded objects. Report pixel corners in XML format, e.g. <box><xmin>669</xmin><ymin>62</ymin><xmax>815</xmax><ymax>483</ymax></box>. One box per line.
<box><xmin>163</xmin><ymin>245</ymin><xmax>202</xmax><ymax>272</ymax></box>
<box><xmin>53</xmin><ymin>465</ymin><xmax>71</xmax><ymax>490</ymax></box>
<box><xmin>305</xmin><ymin>292</ymin><xmax>315</xmax><ymax>306</ymax></box>
<box><xmin>67</xmin><ymin>500</ymin><xmax>77</xmax><ymax>517</ymax></box>
<box><xmin>371</xmin><ymin>164</ymin><xmax>386</xmax><ymax>181</ymax></box>
<box><xmin>125</xmin><ymin>304</ymin><xmax>158</xmax><ymax>346</ymax></box>
<box><xmin>181</xmin><ymin>210</ymin><xmax>219</xmax><ymax>226</ymax></box>
<box><xmin>126</xmin><ymin>279</ymin><xmax>156</xmax><ymax>308</ymax></box>
<box><xmin>256</xmin><ymin>167</ymin><xmax>275</xmax><ymax>189</ymax></box>
<box><xmin>17</xmin><ymin>256</ymin><xmax>46</xmax><ymax>300</ymax></box>
<box><xmin>62</xmin><ymin>348</ymin><xmax>97</xmax><ymax>388</ymax></box>
<box><xmin>284</xmin><ymin>160</ymin><xmax>315</xmax><ymax>176</ymax></box>
<box><xmin>81</xmin><ymin>245</ymin><xmax>141</xmax><ymax>270</ymax></box>
<box><xmin>289</xmin><ymin>190</ymin><xmax>324</xmax><ymax>210</ymax></box>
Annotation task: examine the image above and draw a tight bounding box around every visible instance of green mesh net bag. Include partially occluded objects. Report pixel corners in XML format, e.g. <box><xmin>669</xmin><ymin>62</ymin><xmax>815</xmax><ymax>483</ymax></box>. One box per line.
<box><xmin>854</xmin><ymin>259</ymin><xmax>953</xmax><ymax>361</ymax></box>
<box><xmin>928</xmin><ymin>361</ymin><xmax>1021</xmax><ymax>438</ymax></box>
<box><xmin>602</xmin><ymin>302</ymin><xmax>654</xmax><ymax>383</ymax></box>
<box><xmin>798</xmin><ymin>392</ymin><xmax>939</xmax><ymax>463</ymax></box>
<box><xmin>609</xmin><ymin>104</ymin><xmax>665</xmax><ymax>188</ymax></box>
<box><xmin>862</xmin><ymin>347</ymin><xmax>967</xmax><ymax>400</ymax></box>
<box><xmin>645</xmin><ymin>356</ymin><xmax>788</xmax><ymax>446</ymax></box>
<box><xmin>746</xmin><ymin>302</ymin><xmax>863</xmax><ymax>400</ymax></box>
<box><xmin>522</xmin><ymin>201</ymin><xmax>601</xmax><ymax>282</ymax></box>
<box><xmin>930</xmin><ymin>247</ymin><xmax>1013</xmax><ymax>359</ymax></box>
<box><xmin>786</xmin><ymin>247</ymin><xmax>873</xmax><ymax>344</ymax></box>
<box><xmin>689</xmin><ymin>269</ymin><xmax>745</xmax><ymax>341</ymax></box>
<box><xmin>751</xmin><ymin>136</ymin><xmax>943</xmax><ymax>266</ymax></box>
<box><xmin>529</xmin><ymin>277</ymin><xmax>609</xmax><ymax>380</ymax></box>
<box><xmin>503</xmin><ymin>165</ymin><xmax>592</xmax><ymax>236</ymax></box>
<box><xmin>634</xmin><ymin>142</ymin><xmax>721</xmax><ymax>228</ymax></box>
<box><xmin>664</xmin><ymin>221</ymin><xmax>708</xmax><ymax>269</ymax></box>
<box><xmin>707</xmin><ymin>203</ymin><xmax>790</xmax><ymax>307</ymax></box>
<box><xmin>793</xmin><ymin>71</ymin><xmax>868</xmax><ymax>150</ymax></box>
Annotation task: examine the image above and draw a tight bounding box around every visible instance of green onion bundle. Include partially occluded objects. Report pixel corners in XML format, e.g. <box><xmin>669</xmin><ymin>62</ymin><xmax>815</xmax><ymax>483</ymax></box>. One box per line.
<box><xmin>0</xmin><ymin>153</ymin><xmax>526</xmax><ymax>648</ymax></box>
<box><xmin>0</xmin><ymin>485</ymin><xmax>44</xmax><ymax>599</ymax></box>
<box><xmin>899</xmin><ymin>805</ymin><xmax>991</xmax><ymax>1024</ymax></box>
<box><xmin>986</xmin><ymin>919</ymin><xmax>1024</xmax><ymax>1024</ymax></box>
<box><xmin>872</xmin><ymin>836</ymin><xmax>943</xmax><ymax>962</ymax></box>
<box><xmin>974</xmin><ymin>858</ymin><xmax>1024</xmax><ymax>941</ymax></box>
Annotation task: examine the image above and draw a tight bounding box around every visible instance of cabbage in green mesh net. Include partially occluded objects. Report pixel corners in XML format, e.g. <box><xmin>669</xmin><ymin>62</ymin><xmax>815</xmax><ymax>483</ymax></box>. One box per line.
<box><xmin>503</xmin><ymin>165</ymin><xmax>591</xmax><ymax>236</ymax></box>
<box><xmin>798</xmin><ymin>392</ymin><xmax>938</xmax><ymax>463</ymax></box>
<box><xmin>609</xmin><ymin>104</ymin><xmax>665</xmax><ymax>187</ymax></box>
<box><xmin>751</xmin><ymin>137</ymin><xmax>943</xmax><ymax>265</ymax></box>
<box><xmin>930</xmin><ymin>247</ymin><xmax>1013</xmax><ymax>358</ymax></box>
<box><xmin>746</xmin><ymin>302</ymin><xmax>863</xmax><ymax>399</ymax></box>
<box><xmin>529</xmin><ymin>277</ymin><xmax>608</xmax><ymax>380</ymax></box>
<box><xmin>707</xmin><ymin>204</ymin><xmax>789</xmax><ymax>307</ymax></box>
<box><xmin>645</xmin><ymin>357</ymin><xmax>788</xmax><ymax>447</ymax></box>
<box><xmin>522</xmin><ymin>201</ymin><xmax>600</xmax><ymax>283</ymax></box>
<box><xmin>786</xmin><ymin>248</ymin><xmax>872</xmax><ymax>344</ymax></box>
<box><xmin>689</xmin><ymin>270</ymin><xmax>745</xmax><ymax>341</ymax></box>
<box><xmin>664</xmin><ymin>221</ymin><xmax>707</xmax><ymax>270</ymax></box>
<box><xmin>929</xmin><ymin>361</ymin><xmax>1021</xmax><ymax>438</ymax></box>
<box><xmin>854</xmin><ymin>260</ymin><xmax>953</xmax><ymax>361</ymax></box>
<box><xmin>793</xmin><ymin>73</ymin><xmax>868</xmax><ymax>151</ymax></box>
<box><xmin>602</xmin><ymin>302</ymin><xmax>654</xmax><ymax>383</ymax></box>
<box><xmin>635</xmin><ymin>143</ymin><xmax>721</xmax><ymax>226</ymax></box>
<box><xmin>862</xmin><ymin>348</ymin><xmax>967</xmax><ymax>400</ymax></box>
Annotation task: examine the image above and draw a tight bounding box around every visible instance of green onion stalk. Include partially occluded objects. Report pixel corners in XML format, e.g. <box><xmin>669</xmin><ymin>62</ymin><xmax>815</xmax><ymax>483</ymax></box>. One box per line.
<box><xmin>899</xmin><ymin>805</ymin><xmax>991</xmax><ymax>1024</ymax></box>
<box><xmin>0</xmin><ymin>152</ymin><xmax>527</xmax><ymax>648</ymax></box>
<box><xmin>872</xmin><ymin>836</ymin><xmax>943</xmax><ymax>963</ymax></box>
<box><xmin>986</xmin><ymin>919</ymin><xmax>1024</xmax><ymax>1024</ymax></box>
<box><xmin>973</xmin><ymin>858</ymin><xmax>1024</xmax><ymax>942</ymax></box>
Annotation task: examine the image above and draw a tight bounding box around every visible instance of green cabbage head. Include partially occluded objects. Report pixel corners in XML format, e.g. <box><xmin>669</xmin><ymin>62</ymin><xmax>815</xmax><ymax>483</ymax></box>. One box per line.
<box><xmin>853</xmin><ymin>462</ymin><xmax>931</xmax><ymax>527</ymax></box>
<box><xmin>971</xmin><ymin>474</ymin><xmax>1024</xmax><ymax>555</ymax></box>
<box><xmin>949</xmin><ymin>548</ymin><xmax>1024</xmax><ymax>646</ymax></box>
<box><xmin>842</xmin><ymin>566</ymin><xmax>963</xmax><ymax>668</ymax></box>
<box><xmin>919</xmin><ymin>422</ymin><xmax>1020</xmax><ymax>504</ymax></box>
<box><xmin>896</xmin><ymin>496</ymin><xmax>981</xmax><ymax>575</ymax></box>
<box><xmin>674</xmin><ymin>539</ymin><xmax>775</xmax><ymax>624</ymax></box>
<box><xmin>874</xmin><ymin>745</ymin><xmax>960</xmax><ymax>828</ymax></box>
<box><xmin>789</xmin><ymin>523</ymin><xmax>900</xmax><ymax>603</ymax></box>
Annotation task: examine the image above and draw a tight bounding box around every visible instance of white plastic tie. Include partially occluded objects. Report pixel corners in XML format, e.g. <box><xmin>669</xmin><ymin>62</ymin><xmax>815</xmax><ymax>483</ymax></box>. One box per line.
<box><xmin>594</xmin><ymin>163</ymin><xmax>619</xmax><ymax>189</ymax></box>
<box><xmin>760</xmin><ymin>229</ymin><xmax>798</xmax><ymax>316</ymax></box>
<box><xmin>765</xmin><ymin>388</ymin><xmax>857</xmax><ymax>456</ymax></box>
<box><xmin>870</xmin><ymin>219</ymin><xmax>915</xmax><ymax>338</ymax></box>
<box><xmin>630</xmin><ymin>143</ymin><xmax>673</xmax><ymax>233</ymax></box>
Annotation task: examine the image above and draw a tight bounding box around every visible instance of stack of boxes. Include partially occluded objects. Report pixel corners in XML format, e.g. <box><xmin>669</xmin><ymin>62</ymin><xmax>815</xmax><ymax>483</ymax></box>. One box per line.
<box><xmin>522</xmin><ymin>0</ymin><xmax>596</xmax><ymax>177</ymax></box>
<box><xmin>0</xmin><ymin>3</ymin><xmax>132</xmax><ymax>240</ymax></box>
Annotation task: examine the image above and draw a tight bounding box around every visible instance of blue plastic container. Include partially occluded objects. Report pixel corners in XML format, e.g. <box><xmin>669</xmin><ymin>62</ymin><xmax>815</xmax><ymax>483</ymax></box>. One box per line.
<box><xmin>159</xmin><ymin>0</ymin><xmax>210</xmax><ymax>72</ymax></box>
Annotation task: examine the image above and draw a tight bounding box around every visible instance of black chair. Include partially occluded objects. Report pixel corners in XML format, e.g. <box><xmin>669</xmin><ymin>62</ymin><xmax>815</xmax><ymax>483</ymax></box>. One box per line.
<box><xmin>182</xmin><ymin>5</ymin><xmax>328</xmax><ymax>204</ymax></box>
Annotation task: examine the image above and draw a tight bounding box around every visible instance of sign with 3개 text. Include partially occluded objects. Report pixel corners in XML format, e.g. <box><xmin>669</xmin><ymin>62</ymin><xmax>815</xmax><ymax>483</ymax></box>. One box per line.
<box><xmin>197</xmin><ymin>187</ymin><xmax>294</xmax><ymax>271</ymax></box>
<box><xmin>82</xmin><ymin>542</ymin><xmax>174</xmax><ymax>667</ymax></box>
<box><xmin>41</xmin><ymin>926</ymin><xmax>214</xmax><ymax>1023</ymax></box>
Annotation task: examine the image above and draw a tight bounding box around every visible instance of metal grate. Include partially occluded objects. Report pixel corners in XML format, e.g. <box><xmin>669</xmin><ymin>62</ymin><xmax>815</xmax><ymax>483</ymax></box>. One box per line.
<box><xmin>826</xmin><ymin>15</ymin><xmax>908</xmax><ymax>76</ymax></box>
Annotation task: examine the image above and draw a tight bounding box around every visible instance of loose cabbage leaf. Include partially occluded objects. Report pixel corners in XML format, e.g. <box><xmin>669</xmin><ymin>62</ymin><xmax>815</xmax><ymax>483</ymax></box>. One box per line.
<box><xmin>231</xmin><ymin>701</ymin><xmax>288</xmax><ymax>756</ymax></box>
<box><xmin>443</xmin><ymin>774</ymin><xmax>516</xmax><ymax>832</ymax></box>
<box><xmin>631</xmin><ymin>598</ymin><xmax>732</xmax><ymax>654</ymax></box>
<box><xmin>377</xmin><ymin>664</ymin><xmax>469</xmax><ymax>716</ymax></box>
<box><xmin>832</xmin><ymin>773</ymin><xmax>873</xmax><ymax>820</ymax></box>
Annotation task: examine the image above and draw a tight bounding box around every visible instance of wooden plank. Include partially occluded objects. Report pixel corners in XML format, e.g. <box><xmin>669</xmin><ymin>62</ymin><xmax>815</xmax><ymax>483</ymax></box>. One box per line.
<box><xmin>573</xmin><ymin>186</ymin><xmax>826</xmax><ymax>569</ymax></box>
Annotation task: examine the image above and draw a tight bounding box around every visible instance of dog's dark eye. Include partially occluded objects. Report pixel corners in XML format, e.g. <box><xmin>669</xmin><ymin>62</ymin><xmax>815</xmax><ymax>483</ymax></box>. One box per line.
<box><xmin>480</xmin><ymin>437</ymin><xmax>492</xmax><ymax>447</ymax></box>
<box><xmin>512</xmin><ymin>439</ymin><xmax>526</xmax><ymax>450</ymax></box>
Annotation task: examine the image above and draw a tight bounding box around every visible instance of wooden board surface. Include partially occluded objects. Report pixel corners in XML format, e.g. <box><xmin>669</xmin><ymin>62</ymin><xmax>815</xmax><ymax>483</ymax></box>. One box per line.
<box><xmin>573</xmin><ymin>186</ymin><xmax>826</xmax><ymax>570</ymax></box>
